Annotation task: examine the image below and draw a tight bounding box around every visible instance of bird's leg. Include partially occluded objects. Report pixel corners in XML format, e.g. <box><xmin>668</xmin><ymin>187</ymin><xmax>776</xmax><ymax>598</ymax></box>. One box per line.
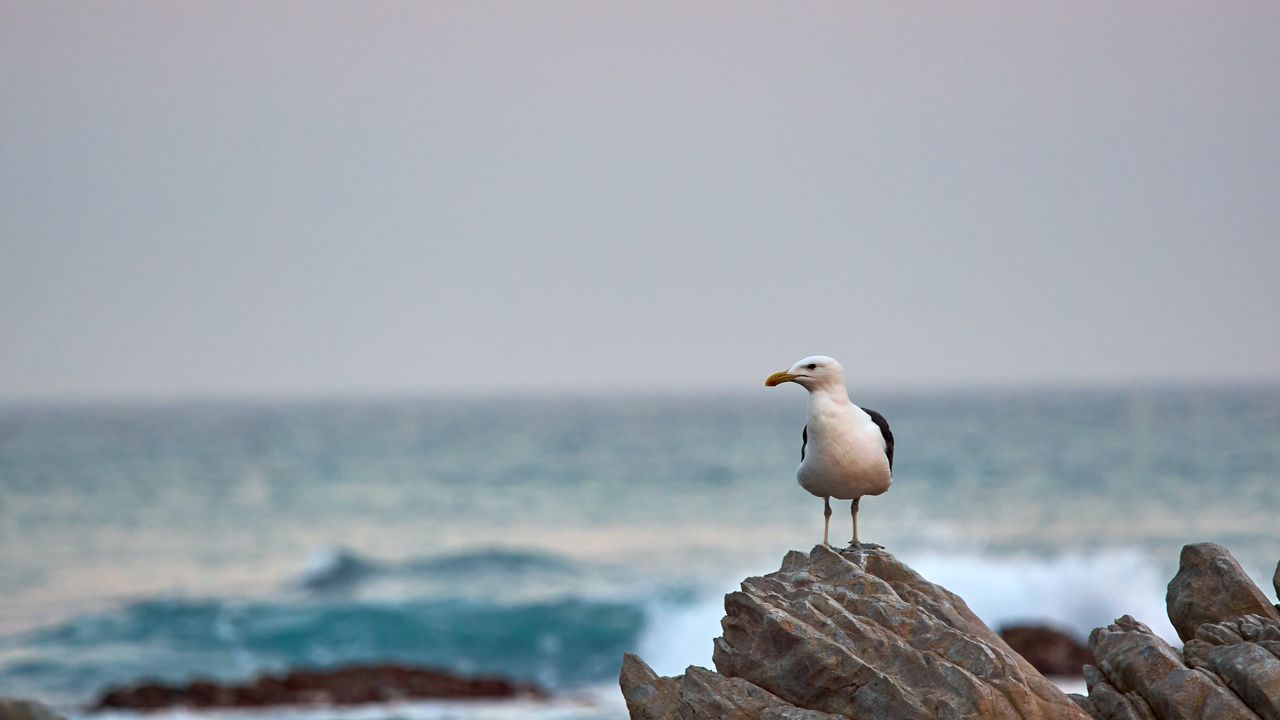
<box><xmin>848</xmin><ymin>497</ymin><xmax>883</xmax><ymax>550</ymax></box>
<box><xmin>822</xmin><ymin>497</ymin><xmax>832</xmax><ymax>547</ymax></box>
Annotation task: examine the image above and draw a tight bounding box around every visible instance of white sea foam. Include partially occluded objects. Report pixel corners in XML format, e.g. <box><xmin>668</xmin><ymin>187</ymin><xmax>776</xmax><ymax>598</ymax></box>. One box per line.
<box><xmin>905</xmin><ymin>549</ymin><xmax>1179</xmax><ymax>643</ymax></box>
<box><xmin>637</xmin><ymin>594</ymin><xmax>726</xmax><ymax>676</ymax></box>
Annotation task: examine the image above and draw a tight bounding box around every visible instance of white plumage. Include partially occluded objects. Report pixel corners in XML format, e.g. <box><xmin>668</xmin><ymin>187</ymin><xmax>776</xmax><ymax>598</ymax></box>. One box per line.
<box><xmin>766</xmin><ymin>355</ymin><xmax>893</xmax><ymax>548</ymax></box>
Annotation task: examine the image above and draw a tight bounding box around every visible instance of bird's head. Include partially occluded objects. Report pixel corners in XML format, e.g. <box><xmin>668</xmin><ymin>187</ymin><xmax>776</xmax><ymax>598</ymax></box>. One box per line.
<box><xmin>765</xmin><ymin>355</ymin><xmax>845</xmax><ymax>391</ymax></box>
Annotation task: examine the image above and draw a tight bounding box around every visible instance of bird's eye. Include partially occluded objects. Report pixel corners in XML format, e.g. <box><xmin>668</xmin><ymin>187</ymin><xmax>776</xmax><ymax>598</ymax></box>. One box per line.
<box><xmin>806</xmin><ymin>363</ymin><xmax>817</xmax><ymax>370</ymax></box>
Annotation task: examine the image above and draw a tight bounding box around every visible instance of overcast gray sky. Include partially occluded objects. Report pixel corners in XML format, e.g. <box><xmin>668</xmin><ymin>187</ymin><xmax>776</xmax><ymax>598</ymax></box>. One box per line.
<box><xmin>3</xmin><ymin>2</ymin><xmax>1278</xmax><ymax>400</ymax></box>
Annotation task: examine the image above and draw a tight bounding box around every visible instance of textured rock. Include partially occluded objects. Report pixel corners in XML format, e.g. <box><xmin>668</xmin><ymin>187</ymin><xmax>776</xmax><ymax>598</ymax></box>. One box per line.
<box><xmin>1076</xmin><ymin>678</ymin><xmax>1155</xmax><ymax>720</ymax></box>
<box><xmin>621</xmin><ymin>542</ymin><xmax>1280</xmax><ymax>720</ymax></box>
<box><xmin>1166</xmin><ymin>542</ymin><xmax>1280</xmax><ymax>642</ymax></box>
<box><xmin>620</xmin><ymin>654</ymin><xmax>840</xmax><ymax>720</ymax></box>
<box><xmin>0</xmin><ymin>700</ymin><xmax>65</xmax><ymax>720</ymax></box>
<box><xmin>1076</xmin><ymin>544</ymin><xmax>1280</xmax><ymax>720</ymax></box>
<box><xmin>708</xmin><ymin>545</ymin><xmax>1089</xmax><ymax>720</ymax></box>
<box><xmin>93</xmin><ymin>664</ymin><xmax>544</xmax><ymax>710</ymax></box>
<box><xmin>1182</xmin><ymin>615</ymin><xmax>1280</xmax><ymax>720</ymax></box>
<box><xmin>1000</xmin><ymin>625</ymin><xmax>1095</xmax><ymax>677</ymax></box>
<box><xmin>1087</xmin><ymin>615</ymin><xmax>1256</xmax><ymax>720</ymax></box>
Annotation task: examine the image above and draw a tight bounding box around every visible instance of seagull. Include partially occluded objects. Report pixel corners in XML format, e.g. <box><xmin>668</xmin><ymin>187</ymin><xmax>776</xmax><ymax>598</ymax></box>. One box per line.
<box><xmin>766</xmin><ymin>355</ymin><xmax>893</xmax><ymax>549</ymax></box>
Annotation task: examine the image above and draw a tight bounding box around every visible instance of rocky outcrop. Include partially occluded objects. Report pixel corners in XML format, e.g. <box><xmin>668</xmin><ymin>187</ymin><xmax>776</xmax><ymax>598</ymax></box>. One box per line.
<box><xmin>1077</xmin><ymin>542</ymin><xmax>1280</xmax><ymax>720</ymax></box>
<box><xmin>1083</xmin><ymin>615</ymin><xmax>1256</xmax><ymax>719</ymax></box>
<box><xmin>1182</xmin><ymin>616</ymin><xmax>1280</xmax><ymax>719</ymax></box>
<box><xmin>93</xmin><ymin>664</ymin><xmax>545</xmax><ymax>711</ymax></box>
<box><xmin>0</xmin><ymin>700</ymin><xmax>65</xmax><ymax>720</ymax></box>
<box><xmin>1165</xmin><ymin>543</ymin><xmax>1280</xmax><ymax>642</ymax></box>
<box><xmin>621</xmin><ymin>545</ymin><xmax>1091</xmax><ymax>719</ymax></box>
<box><xmin>622</xmin><ymin>542</ymin><xmax>1280</xmax><ymax>720</ymax></box>
<box><xmin>999</xmin><ymin>625</ymin><xmax>1095</xmax><ymax>677</ymax></box>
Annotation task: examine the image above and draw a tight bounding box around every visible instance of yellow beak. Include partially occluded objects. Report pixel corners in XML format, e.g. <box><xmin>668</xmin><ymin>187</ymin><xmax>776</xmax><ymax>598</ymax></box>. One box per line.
<box><xmin>765</xmin><ymin>371</ymin><xmax>799</xmax><ymax>387</ymax></box>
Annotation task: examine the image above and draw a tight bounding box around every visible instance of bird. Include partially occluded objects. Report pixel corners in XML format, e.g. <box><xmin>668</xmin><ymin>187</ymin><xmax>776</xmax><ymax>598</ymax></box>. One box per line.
<box><xmin>765</xmin><ymin>355</ymin><xmax>893</xmax><ymax>549</ymax></box>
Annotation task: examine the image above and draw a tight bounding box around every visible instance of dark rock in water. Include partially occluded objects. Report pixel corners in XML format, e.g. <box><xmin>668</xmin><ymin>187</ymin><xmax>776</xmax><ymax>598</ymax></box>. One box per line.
<box><xmin>999</xmin><ymin>625</ymin><xmax>1095</xmax><ymax>678</ymax></box>
<box><xmin>93</xmin><ymin>664</ymin><xmax>545</xmax><ymax>711</ymax></box>
<box><xmin>622</xmin><ymin>545</ymin><xmax>1091</xmax><ymax>719</ymax></box>
<box><xmin>0</xmin><ymin>699</ymin><xmax>65</xmax><ymax>720</ymax></box>
<box><xmin>1165</xmin><ymin>542</ymin><xmax>1280</xmax><ymax>642</ymax></box>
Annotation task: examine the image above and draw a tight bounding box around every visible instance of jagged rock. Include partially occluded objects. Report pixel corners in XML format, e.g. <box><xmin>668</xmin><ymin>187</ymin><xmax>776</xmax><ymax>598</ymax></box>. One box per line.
<box><xmin>1166</xmin><ymin>542</ymin><xmax>1280</xmax><ymax>642</ymax></box>
<box><xmin>1077</xmin><ymin>680</ymin><xmax>1156</xmax><ymax>720</ymax></box>
<box><xmin>0</xmin><ymin>700</ymin><xmax>65</xmax><ymax>720</ymax></box>
<box><xmin>681</xmin><ymin>545</ymin><xmax>1084</xmax><ymax>720</ymax></box>
<box><xmin>1182</xmin><ymin>615</ymin><xmax>1280</xmax><ymax>720</ymax></box>
<box><xmin>999</xmin><ymin>625</ymin><xmax>1095</xmax><ymax>677</ymax></box>
<box><xmin>619</xmin><ymin>654</ymin><xmax>841</xmax><ymax>720</ymax></box>
<box><xmin>1087</xmin><ymin>615</ymin><xmax>1255</xmax><ymax>720</ymax></box>
<box><xmin>621</xmin><ymin>542</ymin><xmax>1280</xmax><ymax>720</ymax></box>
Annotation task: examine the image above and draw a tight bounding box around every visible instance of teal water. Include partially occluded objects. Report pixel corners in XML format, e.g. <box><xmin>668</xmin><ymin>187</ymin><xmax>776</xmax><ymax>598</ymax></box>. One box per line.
<box><xmin>1</xmin><ymin>387</ymin><xmax>1278</xmax><ymax>715</ymax></box>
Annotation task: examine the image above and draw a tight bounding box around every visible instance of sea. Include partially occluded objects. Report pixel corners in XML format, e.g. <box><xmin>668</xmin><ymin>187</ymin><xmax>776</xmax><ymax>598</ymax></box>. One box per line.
<box><xmin>1</xmin><ymin>386</ymin><xmax>1278</xmax><ymax>719</ymax></box>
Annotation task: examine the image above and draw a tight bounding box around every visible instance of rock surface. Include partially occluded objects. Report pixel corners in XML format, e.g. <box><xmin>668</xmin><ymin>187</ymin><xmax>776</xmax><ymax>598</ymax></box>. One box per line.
<box><xmin>0</xmin><ymin>700</ymin><xmax>65</xmax><ymax>720</ymax></box>
<box><xmin>999</xmin><ymin>625</ymin><xmax>1095</xmax><ymax>677</ymax></box>
<box><xmin>1079</xmin><ymin>543</ymin><xmax>1280</xmax><ymax>720</ymax></box>
<box><xmin>1165</xmin><ymin>542</ymin><xmax>1280</xmax><ymax>642</ymax></box>
<box><xmin>620</xmin><ymin>654</ymin><xmax>840</xmax><ymax>720</ymax></box>
<box><xmin>1182</xmin><ymin>616</ymin><xmax>1280</xmax><ymax>720</ymax></box>
<box><xmin>93</xmin><ymin>664</ymin><xmax>544</xmax><ymax>710</ymax></box>
<box><xmin>623</xmin><ymin>542</ymin><xmax>1280</xmax><ymax>720</ymax></box>
<box><xmin>1085</xmin><ymin>615</ymin><xmax>1256</xmax><ymax>720</ymax></box>
<box><xmin>622</xmin><ymin>545</ymin><xmax>1091</xmax><ymax>719</ymax></box>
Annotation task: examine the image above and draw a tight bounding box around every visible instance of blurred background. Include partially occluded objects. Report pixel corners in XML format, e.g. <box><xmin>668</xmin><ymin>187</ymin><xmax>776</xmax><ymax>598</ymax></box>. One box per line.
<box><xmin>2</xmin><ymin>2</ymin><xmax>1278</xmax><ymax>719</ymax></box>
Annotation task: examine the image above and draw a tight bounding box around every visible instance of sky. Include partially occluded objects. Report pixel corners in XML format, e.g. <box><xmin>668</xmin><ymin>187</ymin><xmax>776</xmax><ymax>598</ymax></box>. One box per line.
<box><xmin>2</xmin><ymin>2</ymin><xmax>1279</xmax><ymax>400</ymax></box>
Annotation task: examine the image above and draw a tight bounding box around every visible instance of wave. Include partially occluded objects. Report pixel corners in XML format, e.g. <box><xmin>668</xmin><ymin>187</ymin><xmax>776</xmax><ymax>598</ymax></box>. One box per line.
<box><xmin>296</xmin><ymin>547</ymin><xmax>585</xmax><ymax>592</ymax></box>
<box><xmin>2</xmin><ymin>546</ymin><xmax>1185</xmax><ymax>709</ymax></box>
<box><xmin>2</xmin><ymin>595</ymin><xmax>644</xmax><ymax>707</ymax></box>
<box><xmin>905</xmin><ymin>549</ymin><xmax>1180</xmax><ymax>643</ymax></box>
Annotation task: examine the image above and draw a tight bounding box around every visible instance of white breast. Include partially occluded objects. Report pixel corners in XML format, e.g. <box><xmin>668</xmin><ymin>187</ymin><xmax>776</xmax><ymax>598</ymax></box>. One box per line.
<box><xmin>797</xmin><ymin>401</ymin><xmax>892</xmax><ymax>500</ymax></box>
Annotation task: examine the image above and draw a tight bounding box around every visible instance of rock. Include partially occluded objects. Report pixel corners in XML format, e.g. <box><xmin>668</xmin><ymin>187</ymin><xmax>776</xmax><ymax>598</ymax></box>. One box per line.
<box><xmin>0</xmin><ymin>700</ymin><xmax>65</xmax><ymax>720</ymax></box>
<box><xmin>1077</xmin><ymin>543</ymin><xmax>1280</xmax><ymax>720</ymax></box>
<box><xmin>1076</xmin><ymin>679</ymin><xmax>1156</xmax><ymax>720</ymax></box>
<box><xmin>623</xmin><ymin>544</ymin><xmax>1090</xmax><ymax>719</ymax></box>
<box><xmin>619</xmin><ymin>654</ymin><xmax>841</xmax><ymax>720</ymax></box>
<box><xmin>1274</xmin><ymin>560</ymin><xmax>1279</xmax><ymax>602</ymax></box>
<box><xmin>711</xmin><ymin>546</ymin><xmax>1090</xmax><ymax>719</ymax></box>
<box><xmin>999</xmin><ymin>625</ymin><xmax>1095</xmax><ymax>677</ymax></box>
<box><xmin>1182</xmin><ymin>615</ymin><xmax>1280</xmax><ymax>720</ymax></box>
<box><xmin>92</xmin><ymin>663</ymin><xmax>545</xmax><ymax>710</ymax></box>
<box><xmin>1166</xmin><ymin>542</ymin><xmax>1280</xmax><ymax>642</ymax></box>
<box><xmin>621</xmin><ymin>542</ymin><xmax>1280</xmax><ymax>720</ymax></box>
<box><xmin>1087</xmin><ymin>615</ymin><xmax>1256</xmax><ymax>720</ymax></box>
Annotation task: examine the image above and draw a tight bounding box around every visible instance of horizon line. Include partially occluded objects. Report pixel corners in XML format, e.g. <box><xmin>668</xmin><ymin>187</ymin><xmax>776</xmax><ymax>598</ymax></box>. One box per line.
<box><xmin>3</xmin><ymin>374</ymin><xmax>1279</xmax><ymax>410</ymax></box>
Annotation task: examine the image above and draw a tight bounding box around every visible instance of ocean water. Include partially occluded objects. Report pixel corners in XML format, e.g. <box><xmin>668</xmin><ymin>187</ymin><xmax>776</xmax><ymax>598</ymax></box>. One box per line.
<box><xmin>1</xmin><ymin>387</ymin><xmax>1278</xmax><ymax>718</ymax></box>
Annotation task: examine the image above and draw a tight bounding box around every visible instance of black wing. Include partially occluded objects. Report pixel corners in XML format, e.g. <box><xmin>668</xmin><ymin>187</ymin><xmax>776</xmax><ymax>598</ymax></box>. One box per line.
<box><xmin>863</xmin><ymin>408</ymin><xmax>894</xmax><ymax>470</ymax></box>
<box><xmin>800</xmin><ymin>424</ymin><xmax>808</xmax><ymax>461</ymax></box>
